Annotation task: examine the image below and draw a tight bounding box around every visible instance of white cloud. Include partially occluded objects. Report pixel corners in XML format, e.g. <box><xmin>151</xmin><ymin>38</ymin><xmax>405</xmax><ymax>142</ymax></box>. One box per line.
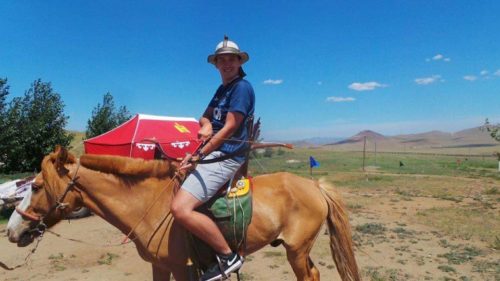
<box><xmin>348</xmin><ymin>81</ymin><xmax>387</xmax><ymax>91</ymax></box>
<box><xmin>463</xmin><ymin>75</ymin><xmax>477</xmax><ymax>81</ymax></box>
<box><xmin>426</xmin><ymin>54</ymin><xmax>450</xmax><ymax>62</ymax></box>
<box><xmin>480</xmin><ymin>70</ymin><xmax>489</xmax><ymax>76</ymax></box>
<box><xmin>326</xmin><ymin>96</ymin><xmax>355</xmax><ymax>103</ymax></box>
<box><xmin>494</xmin><ymin>69</ymin><xmax>500</xmax><ymax>77</ymax></box>
<box><xmin>414</xmin><ymin>75</ymin><xmax>442</xmax><ymax>85</ymax></box>
<box><xmin>432</xmin><ymin>54</ymin><xmax>444</xmax><ymax>60</ymax></box>
<box><xmin>263</xmin><ymin>79</ymin><xmax>283</xmax><ymax>85</ymax></box>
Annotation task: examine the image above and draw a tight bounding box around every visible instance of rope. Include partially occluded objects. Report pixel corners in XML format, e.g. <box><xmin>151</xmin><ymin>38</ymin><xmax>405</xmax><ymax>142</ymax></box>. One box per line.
<box><xmin>121</xmin><ymin>174</ymin><xmax>179</xmax><ymax>244</ymax></box>
<box><xmin>46</xmin><ymin>229</ymin><xmax>134</xmax><ymax>247</ymax></box>
<box><xmin>0</xmin><ymin>235</ymin><xmax>43</xmax><ymax>271</ymax></box>
<box><xmin>251</xmin><ymin>157</ymin><xmax>268</xmax><ymax>173</ymax></box>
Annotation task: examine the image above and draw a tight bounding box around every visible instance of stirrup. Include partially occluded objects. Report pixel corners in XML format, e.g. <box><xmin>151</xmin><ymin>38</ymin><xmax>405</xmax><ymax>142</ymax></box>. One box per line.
<box><xmin>215</xmin><ymin>255</ymin><xmax>229</xmax><ymax>280</ymax></box>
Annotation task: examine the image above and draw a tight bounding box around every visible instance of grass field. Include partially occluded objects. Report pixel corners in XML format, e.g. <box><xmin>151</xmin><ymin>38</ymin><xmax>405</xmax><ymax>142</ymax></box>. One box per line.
<box><xmin>249</xmin><ymin>147</ymin><xmax>500</xmax><ymax>179</ymax></box>
<box><xmin>247</xmin><ymin>147</ymin><xmax>499</xmax><ymax>280</ymax></box>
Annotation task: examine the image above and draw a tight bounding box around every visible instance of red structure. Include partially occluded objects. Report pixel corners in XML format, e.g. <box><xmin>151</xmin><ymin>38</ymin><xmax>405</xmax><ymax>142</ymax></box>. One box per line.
<box><xmin>84</xmin><ymin>114</ymin><xmax>201</xmax><ymax>160</ymax></box>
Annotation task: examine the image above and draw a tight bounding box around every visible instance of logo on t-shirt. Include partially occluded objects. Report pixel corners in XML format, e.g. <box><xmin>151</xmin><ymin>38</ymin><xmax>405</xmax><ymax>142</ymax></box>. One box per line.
<box><xmin>214</xmin><ymin>107</ymin><xmax>222</xmax><ymax>121</ymax></box>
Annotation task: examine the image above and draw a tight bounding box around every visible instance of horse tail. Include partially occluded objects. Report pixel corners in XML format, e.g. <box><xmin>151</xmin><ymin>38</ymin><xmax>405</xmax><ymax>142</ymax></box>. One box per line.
<box><xmin>318</xmin><ymin>182</ymin><xmax>361</xmax><ymax>281</ymax></box>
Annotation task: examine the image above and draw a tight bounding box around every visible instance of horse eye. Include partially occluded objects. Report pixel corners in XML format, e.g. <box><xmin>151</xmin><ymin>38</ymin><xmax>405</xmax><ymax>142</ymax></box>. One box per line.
<box><xmin>32</xmin><ymin>183</ymin><xmax>41</xmax><ymax>192</ymax></box>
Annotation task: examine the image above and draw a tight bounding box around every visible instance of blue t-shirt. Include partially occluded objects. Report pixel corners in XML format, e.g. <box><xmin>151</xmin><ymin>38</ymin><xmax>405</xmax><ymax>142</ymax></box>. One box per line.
<box><xmin>208</xmin><ymin>78</ymin><xmax>255</xmax><ymax>163</ymax></box>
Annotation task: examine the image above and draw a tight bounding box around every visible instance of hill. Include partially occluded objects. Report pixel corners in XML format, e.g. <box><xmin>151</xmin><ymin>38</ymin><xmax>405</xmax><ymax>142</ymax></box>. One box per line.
<box><xmin>68</xmin><ymin>131</ymin><xmax>86</xmax><ymax>157</ymax></box>
<box><xmin>325</xmin><ymin>127</ymin><xmax>500</xmax><ymax>155</ymax></box>
<box><xmin>290</xmin><ymin>137</ymin><xmax>343</xmax><ymax>147</ymax></box>
<box><xmin>331</xmin><ymin>130</ymin><xmax>387</xmax><ymax>145</ymax></box>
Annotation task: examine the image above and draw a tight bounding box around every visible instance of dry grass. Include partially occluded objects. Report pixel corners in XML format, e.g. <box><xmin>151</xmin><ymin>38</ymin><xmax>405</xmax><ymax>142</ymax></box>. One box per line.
<box><xmin>416</xmin><ymin>207</ymin><xmax>499</xmax><ymax>245</ymax></box>
<box><xmin>320</xmin><ymin>168</ymin><xmax>500</xmax><ymax>281</ymax></box>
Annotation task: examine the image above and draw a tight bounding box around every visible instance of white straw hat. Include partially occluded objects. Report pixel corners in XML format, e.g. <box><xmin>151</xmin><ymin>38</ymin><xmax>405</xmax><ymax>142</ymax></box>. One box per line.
<box><xmin>207</xmin><ymin>35</ymin><xmax>249</xmax><ymax>65</ymax></box>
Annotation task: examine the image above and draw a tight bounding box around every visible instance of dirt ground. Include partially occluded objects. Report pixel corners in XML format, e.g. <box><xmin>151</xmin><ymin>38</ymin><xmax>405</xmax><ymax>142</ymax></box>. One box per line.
<box><xmin>0</xmin><ymin>177</ymin><xmax>498</xmax><ymax>281</ymax></box>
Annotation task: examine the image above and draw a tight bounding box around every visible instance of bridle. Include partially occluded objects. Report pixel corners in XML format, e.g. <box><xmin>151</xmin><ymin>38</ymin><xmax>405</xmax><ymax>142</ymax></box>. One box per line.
<box><xmin>2</xmin><ymin>161</ymin><xmax>85</xmax><ymax>271</ymax></box>
<box><xmin>15</xmin><ymin>161</ymin><xmax>82</xmax><ymax>236</ymax></box>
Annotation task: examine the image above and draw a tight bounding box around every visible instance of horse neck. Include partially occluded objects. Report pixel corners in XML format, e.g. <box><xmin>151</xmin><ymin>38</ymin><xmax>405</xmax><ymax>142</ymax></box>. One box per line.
<box><xmin>70</xmin><ymin>164</ymin><xmax>176</xmax><ymax>236</ymax></box>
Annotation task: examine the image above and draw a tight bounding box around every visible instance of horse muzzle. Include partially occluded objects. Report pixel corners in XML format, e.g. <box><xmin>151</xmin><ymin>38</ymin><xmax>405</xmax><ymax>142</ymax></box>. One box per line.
<box><xmin>7</xmin><ymin>223</ymin><xmax>44</xmax><ymax>247</ymax></box>
<box><xmin>7</xmin><ymin>208</ymin><xmax>44</xmax><ymax>247</ymax></box>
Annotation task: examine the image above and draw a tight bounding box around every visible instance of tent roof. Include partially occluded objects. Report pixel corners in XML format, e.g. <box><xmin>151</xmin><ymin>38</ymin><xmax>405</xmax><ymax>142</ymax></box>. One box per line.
<box><xmin>85</xmin><ymin>114</ymin><xmax>198</xmax><ymax>145</ymax></box>
<box><xmin>83</xmin><ymin>113</ymin><xmax>201</xmax><ymax>159</ymax></box>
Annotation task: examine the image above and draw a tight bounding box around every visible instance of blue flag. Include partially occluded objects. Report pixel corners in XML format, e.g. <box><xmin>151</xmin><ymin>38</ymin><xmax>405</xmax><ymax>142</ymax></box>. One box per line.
<box><xmin>309</xmin><ymin>156</ymin><xmax>320</xmax><ymax>168</ymax></box>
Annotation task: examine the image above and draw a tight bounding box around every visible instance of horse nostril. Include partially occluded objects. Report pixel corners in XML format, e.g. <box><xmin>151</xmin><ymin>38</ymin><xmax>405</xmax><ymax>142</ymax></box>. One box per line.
<box><xmin>7</xmin><ymin>229</ymin><xmax>17</xmax><ymax>243</ymax></box>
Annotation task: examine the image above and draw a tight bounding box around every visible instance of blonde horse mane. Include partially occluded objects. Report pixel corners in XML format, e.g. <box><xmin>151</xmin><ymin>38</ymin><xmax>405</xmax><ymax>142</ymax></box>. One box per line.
<box><xmin>80</xmin><ymin>154</ymin><xmax>176</xmax><ymax>178</ymax></box>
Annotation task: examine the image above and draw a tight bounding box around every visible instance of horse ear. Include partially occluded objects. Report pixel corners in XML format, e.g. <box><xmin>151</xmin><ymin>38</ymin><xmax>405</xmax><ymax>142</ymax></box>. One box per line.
<box><xmin>55</xmin><ymin>146</ymin><xmax>70</xmax><ymax>175</ymax></box>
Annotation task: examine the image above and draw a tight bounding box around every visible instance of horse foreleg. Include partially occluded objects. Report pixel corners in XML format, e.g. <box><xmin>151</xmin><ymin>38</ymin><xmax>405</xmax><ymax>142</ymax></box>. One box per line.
<box><xmin>152</xmin><ymin>264</ymin><xmax>171</xmax><ymax>281</ymax></box>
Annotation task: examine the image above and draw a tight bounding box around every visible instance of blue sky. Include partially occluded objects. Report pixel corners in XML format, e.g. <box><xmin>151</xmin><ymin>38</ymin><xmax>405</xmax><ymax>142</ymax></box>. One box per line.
<box><xmin>2</xmin><ymin>1</ymin><xmax>499</xmax><ymax>140</ymax></box>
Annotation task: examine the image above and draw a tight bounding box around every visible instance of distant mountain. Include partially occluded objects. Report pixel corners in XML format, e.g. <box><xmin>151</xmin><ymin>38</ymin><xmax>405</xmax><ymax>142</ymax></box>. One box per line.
<box><xmin>291</xmin><ymin>137</ymin><xmax>344</xmax><ymax>147</ymax></box>
<box><xmin>453</xmin><ymin>127</ymin><xmax>495</xmax><ymax>141</ymax></box>
<box><xmin>392</xmin><ymin>130</ymin><xmax>454</xmax><ymax>146</ymax></box>
<box><xmin>331</xmin><ymin>130</ymin><xmax>387</xmax><ymax>145</ymax></box>
<box><xmin>325</xmin><ymin>126</ymin><xmax>499</xmax><ymax>153</ymax></box>
<box><xmin>392</xmin><ymin>127</ymin><xmax>497</xmax><ymax>147</ymax></box>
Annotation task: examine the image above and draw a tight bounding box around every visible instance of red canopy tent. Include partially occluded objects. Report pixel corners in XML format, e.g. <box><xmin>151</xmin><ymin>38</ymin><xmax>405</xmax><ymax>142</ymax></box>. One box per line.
<box><xmin>84</xmin><ymin>114</ymin><xmax>202</xmax><ymax>160</ymax></box>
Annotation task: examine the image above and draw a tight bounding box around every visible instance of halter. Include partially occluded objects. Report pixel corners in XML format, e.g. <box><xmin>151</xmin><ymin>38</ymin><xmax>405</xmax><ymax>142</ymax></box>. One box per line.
<box><xmin>16</xmin><ymin>161</ymin><xmax>82</xmax><ymax>236</ymax></box>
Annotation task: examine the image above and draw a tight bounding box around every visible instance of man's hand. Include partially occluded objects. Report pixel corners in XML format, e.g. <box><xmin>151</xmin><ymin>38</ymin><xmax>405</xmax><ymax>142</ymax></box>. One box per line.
<box><xmin>179</xmin><ymin>154</ymin><xmax>194</xmax><ymax>172</ymax></box>
<box><xmin>179</xmin><ymin>153</ymin><xmax>201</xmax><ymax>172</ymax></box>
<box><xmin>198</xmin><ymin>124</ymin><xmax>213</xmax><ymax>142</ymax></box>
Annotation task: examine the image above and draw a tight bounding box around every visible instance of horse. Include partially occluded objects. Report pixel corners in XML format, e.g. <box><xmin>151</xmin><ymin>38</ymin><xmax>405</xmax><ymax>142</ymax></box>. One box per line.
<box><xmin>7</xmin><ymin>147</ymin><xmax>360</xmax><ymax>281</ymax></box>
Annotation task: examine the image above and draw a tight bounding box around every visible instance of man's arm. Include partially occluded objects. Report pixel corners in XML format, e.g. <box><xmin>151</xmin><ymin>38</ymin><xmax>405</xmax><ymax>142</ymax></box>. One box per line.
<box><xmin>199</xmin><ymin>111</ymin><xmax>244</xmax><ymax>156</ymax></box>
<box><xmin>179</xmin><ymin>111</ymin><xmax>243</xmax><ymax>171</ymax></box>
<box><xmin>198</xmin><ymin>107</ymin><xmax>214</xmax><ymax>141</ymax></box>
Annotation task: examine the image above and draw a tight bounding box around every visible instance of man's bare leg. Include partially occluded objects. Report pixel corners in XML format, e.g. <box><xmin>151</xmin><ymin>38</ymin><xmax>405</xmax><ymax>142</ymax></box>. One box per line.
<box><xmin>171</xmin><ymin>189</ymin><xmax>232</xmax><ymax>255</ymax></box>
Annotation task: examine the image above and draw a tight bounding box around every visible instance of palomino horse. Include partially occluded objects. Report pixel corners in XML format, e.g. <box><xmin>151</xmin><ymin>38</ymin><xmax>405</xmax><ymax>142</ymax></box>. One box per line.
<box><xmin>7</xmin><ymin>147</ymin><xmax>360</xmax><ymax>281</ymax></box>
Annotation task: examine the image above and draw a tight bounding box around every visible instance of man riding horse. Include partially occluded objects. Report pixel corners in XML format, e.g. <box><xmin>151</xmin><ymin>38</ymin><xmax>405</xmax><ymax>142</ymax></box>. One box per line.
<box><xmin>170</xmin><ymin>36</ymin><xmax>255</xmax><ymax>281</ymax></box>
<box><xmin>6</xmin><ymin>36</ymin><xmax>361</xmax><ymax>281</ymax></box>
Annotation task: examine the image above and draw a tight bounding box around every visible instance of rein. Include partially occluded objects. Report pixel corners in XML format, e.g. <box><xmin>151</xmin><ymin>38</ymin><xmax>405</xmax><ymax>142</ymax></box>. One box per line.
<box><xmin>121</xmin><ymin>173</ymin><xmax>180</xmax><ymax>244</ymax></box>
<box><xmin>44</xmin><ymin>228</ymin><xmax>134</xmax><ymax>247</ymax></box>
<box><xmin>144</xmin><ymin>137</ymin><xmax>292</xmax><ymax>164</ymax></box>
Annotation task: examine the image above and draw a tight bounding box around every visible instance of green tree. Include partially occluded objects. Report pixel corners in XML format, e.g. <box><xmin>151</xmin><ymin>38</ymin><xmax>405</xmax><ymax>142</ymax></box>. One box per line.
<box><xmin>116</xmin><ymin>105</ymin><xmax>131</xmax><ymax>125</ymax></box>
<box><xmin>1</xmin><ymin>97</ymin><xmax>27</xmax><ymax>171</ymax></box>
<box><xmin>0</xmin><ymin>78</ymin><xmax>7</xmax><ymax>114</ymax></box>
<box><xmin>85</xmin><ymin>92</ymin><xmax>131</xmax><ymax>139</ymax></box>
<box><xmin>484</xmin><ymin>118</ymin><xmax>500</xmax><ymax>142</ymax></box>
<box><xmin>1</xmin><ymin>79</ymin><xmax>73</xmax><ymax>172</ymax></box>
<box><xmin>0</xmin><ymin>78</ymin><xmax>11</xmax><ymax>167</ymax></box>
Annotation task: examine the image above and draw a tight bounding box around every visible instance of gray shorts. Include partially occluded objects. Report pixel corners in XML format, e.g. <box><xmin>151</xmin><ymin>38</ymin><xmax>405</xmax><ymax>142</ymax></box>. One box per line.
<box><xmin>181</xmin><ymin>151</ymin><xmax>241</xmax><ymax>203</ymax></box>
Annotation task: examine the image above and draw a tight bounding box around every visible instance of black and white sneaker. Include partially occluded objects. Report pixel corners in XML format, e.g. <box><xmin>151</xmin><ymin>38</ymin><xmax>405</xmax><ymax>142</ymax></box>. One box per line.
<box><xmin>200</xmin><ymin>252</ymin><xmax>244</xmax><ymax>281</ymax></box>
